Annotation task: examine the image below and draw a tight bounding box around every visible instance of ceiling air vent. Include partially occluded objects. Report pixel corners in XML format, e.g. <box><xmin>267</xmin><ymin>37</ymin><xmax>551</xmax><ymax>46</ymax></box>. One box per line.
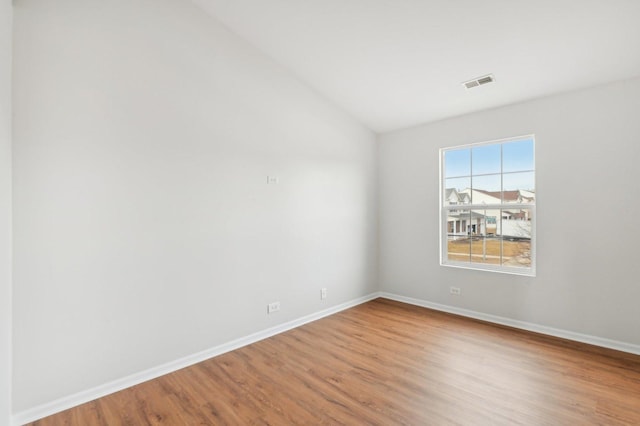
<box><xmin>463</xmin><ymin>74</ymin><xmax>495</xmax><ymax>90</ymax></box>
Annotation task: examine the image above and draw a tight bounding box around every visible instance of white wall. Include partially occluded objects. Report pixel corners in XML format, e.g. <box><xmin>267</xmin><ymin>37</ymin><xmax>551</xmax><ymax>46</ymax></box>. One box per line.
<box><xmin>0</xmin><ymin>1</ymin><xmax>12</xmax><ymax>424</ymax></box>
<box><xmin>12</xmin><ymin>0</ymin><xmax>377</xmax><ymax>412</ymax></box>
<box><xmin>379</xmin><ymin>77</ymin><xmax>640</xmax><ymax>347</ymax></box>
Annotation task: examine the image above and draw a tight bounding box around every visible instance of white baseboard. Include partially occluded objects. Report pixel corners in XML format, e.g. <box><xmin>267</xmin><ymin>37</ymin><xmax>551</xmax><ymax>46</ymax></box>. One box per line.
<box><xmin>12</xmin><ymin>292</ymin><xmax>380</xmax><ymax>426</ymax></box>
<box><xmin>14</xmin><ymin>291</ymin><xmax>640</xmax><ymax>425</ymax></box>
<box><xmin>379</xmin><ymin>292</ymin><xmax>640</xmax><ymax>356</ymax></box>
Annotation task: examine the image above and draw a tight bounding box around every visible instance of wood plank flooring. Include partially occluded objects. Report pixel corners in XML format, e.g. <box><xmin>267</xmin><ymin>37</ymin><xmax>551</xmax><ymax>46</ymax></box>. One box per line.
<box><xmin>27</xmin><ymin>298</ymin><xmax>640</xmax><ymax>425</ymax></box>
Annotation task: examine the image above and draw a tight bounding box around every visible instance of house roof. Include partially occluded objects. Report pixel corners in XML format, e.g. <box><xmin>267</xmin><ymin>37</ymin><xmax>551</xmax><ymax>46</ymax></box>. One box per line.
<box><xmin>444</xmin><ymin>188</ymin><xmax>457</xmax><ymax>199</ymax></box>
<box><xmin>472</xmin><ymin>189</ymin><xmax>530</xmax><ymax>202</ymax></box>
<box><xmin>445</xmin><ymin>188</ymin><xmax>471</xmax><ymax>203</ymax></box>
<box><xmin>447</xmin><ymin>188</ymin><xmax>535</xmax><ymax>203</ymax></box>
<box><xmin>447</xmin><ymin>211</ymin><xmax>486</xmax><ymax>219</ymax></box>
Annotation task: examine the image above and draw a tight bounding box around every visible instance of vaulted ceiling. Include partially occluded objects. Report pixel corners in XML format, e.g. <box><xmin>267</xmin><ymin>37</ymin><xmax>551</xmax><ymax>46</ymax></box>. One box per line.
<box><xmin>192</xmin><ymin>0</ymin><xmax>640</xmax><ymax>133</ymax></box>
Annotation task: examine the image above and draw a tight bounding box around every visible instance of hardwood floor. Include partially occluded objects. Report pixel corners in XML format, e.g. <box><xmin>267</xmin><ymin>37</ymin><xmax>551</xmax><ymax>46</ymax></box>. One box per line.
<box><xmin>28</xmin><ymin>298</ymin><xmax>640</xmax><ymax>425</ymax></box>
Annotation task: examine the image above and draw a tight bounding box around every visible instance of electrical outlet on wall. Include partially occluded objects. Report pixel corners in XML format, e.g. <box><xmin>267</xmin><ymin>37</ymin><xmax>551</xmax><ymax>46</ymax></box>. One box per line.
<box><xmin>321</xmin><ymin>288</ymin><xmax>327</xmax><ymax>300</ymax></box>
<box><xmin>267</xmin><ymin>301</ymin><xmax>280</xmax><ymax>313</ymax></box>
<box><xmin>450</xmin><ymin>287</ymin><xmax>461</xmax><ymax>295</ymax></box>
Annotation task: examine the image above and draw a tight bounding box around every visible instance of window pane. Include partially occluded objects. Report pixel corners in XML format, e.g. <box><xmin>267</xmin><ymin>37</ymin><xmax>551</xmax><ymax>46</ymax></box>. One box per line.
<box><xmin>471</xmin><ymin>174</ymin><xmax>501</xmax><ymax>203</ymax></box>
<box><xmin>445</xmin><ymin>177</ymin><xmax>470</xmax><ymax>193</ymax></box>
<box><xmin>444</xmin><ymin>148</ymin><xmax>470</xmax><ymax>178</ymax></box>
<box><xmin>503</xmin><ymin>171</ymin><xmax>535</xmax><ymax>202</ymax></box>
<box><xmin>503</xmin><ymin>139</ymin><xmax>534</xmax><ymax>173</ymax></box>
<box><xmin>469</xmin><ymin>208</ymin><xmax>502</xmax><ymax>265</ymax></box>
<box><xmin>483</xmin><ymin>209</ymin><xmax>499</xmax><ymax>236</ymax></box>
<box><xmin>472</xmin><ymin>143</ymin><xmax>501</xmax><ymax>175</ymax></box>
<box><xmin>446</xmin><ymin>210</ymin><xmax>471</xmax><ymax>262</ymax></box>
<box><xmin>444</xmin><ymin>178</ymin><xmax>470</xmax><ymax>206</ymax></box>
<box><xmin>501</xmin><ymin>208</ymin><xmax>532</xmax><ymax>268</ymax></box>
<box><xmin>440</xmin><ymin>136</ymin><xmax>534</xmax><ymax>275</ymax></box>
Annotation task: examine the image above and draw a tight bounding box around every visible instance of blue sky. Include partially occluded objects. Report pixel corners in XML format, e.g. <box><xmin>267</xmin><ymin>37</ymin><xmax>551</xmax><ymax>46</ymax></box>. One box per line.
<box><xmin>444</xmin><ymin>138</ymin><xmax>534</xmax><ymax>192</ymax></box>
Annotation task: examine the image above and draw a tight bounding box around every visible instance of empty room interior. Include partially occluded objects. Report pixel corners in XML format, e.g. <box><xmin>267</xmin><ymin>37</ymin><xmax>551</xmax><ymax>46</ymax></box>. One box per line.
<box><xmin>2</xmin><ymin>0</ymin><xmax>640</xmax><ymax>424</ymax></box>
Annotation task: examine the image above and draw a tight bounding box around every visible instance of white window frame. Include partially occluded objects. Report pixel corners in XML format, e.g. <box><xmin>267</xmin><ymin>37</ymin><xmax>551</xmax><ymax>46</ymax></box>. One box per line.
<box><xmin>439</xmin><ymin>135</ymin><xmax>536</xmax><ymax>276</ymax></box>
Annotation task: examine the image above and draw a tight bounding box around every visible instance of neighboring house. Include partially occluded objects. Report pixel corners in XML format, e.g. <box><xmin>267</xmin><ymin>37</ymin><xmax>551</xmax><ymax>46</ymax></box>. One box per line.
<box><xmin>445</xmin><ymin>188</ymin><xmax>478</xmax><ymax>236</ymax></box>
<box><xmin>446</xmin><ymin>188</ymin><xmax>534</xmax><ymax>238</ymax></box>
<box><xmin>444</xmin><ymin>188</ymin><xmax>470</xmax><ymax>206</ymax></box>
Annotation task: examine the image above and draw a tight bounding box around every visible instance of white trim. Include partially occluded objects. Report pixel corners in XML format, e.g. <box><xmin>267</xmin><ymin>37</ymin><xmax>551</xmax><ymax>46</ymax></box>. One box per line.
<box><xmin>379</xmin><ymin>292</ymin><xmax>640</xmax><ymax>356</ymax></box>
<box><xmin>15</xmin><ymin>291</ymin><xmax>640</xmax><ymax>425</ymax></box>
<box><xmin>12</xmin><ymin>293</ymin><xmax>380</xmax><ymax>426</ymax></box>
<box><xmin>440</xmin><ymin>135</ymin><xmax>536</xmax><ymax>277</ymax></box>
<box><xmin>441</xmin><ymin>258</ymin><xmax>535</xmax><ymax>277</ymax></box>
<box><xmin>441</xmin><ymin>133</ymin><xmax>535</xmax><ymax>151</ymax></box>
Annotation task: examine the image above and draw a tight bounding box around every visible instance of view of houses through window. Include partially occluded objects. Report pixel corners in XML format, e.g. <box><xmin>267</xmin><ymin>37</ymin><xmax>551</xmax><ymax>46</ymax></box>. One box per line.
<box><xmin>440</xmin><ymin>136</ymin><xmax>535</xmax><ymax>275</ymax></box>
